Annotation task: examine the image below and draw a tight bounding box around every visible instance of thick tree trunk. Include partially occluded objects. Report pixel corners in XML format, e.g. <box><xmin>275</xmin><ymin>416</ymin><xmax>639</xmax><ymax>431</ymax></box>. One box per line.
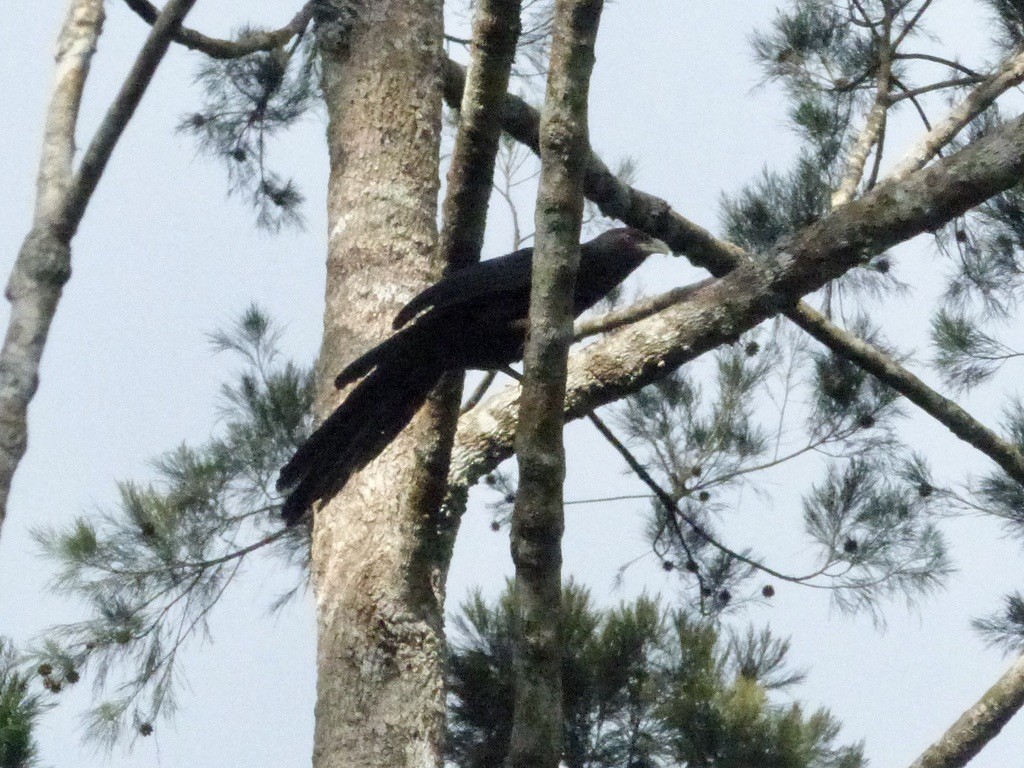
<box><xmin>310</xmin><ymin>2</ymin><xmax>446</xmax><ymax>767</ymax></box>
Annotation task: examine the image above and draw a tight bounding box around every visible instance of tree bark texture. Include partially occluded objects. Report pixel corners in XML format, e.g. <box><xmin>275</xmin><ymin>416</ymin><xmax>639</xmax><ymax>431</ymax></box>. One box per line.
<box><xmin>907</xmin><ymin>653</ymin><xmax>1024</xmax><ymax>768</ymax></box>
<box><xmin>506</xmin><ymin>3</ymin><xmax>602</xmax><ymax>767</ymax></box>
<box><xmin>310</xmin><ymin>2</ymin><xmax>446</xmax><ymax>766</ymax></box>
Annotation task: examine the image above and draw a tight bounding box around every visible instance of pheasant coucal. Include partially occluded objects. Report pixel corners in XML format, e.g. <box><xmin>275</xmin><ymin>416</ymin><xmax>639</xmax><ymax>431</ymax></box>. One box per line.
<box><xmin>277</xmin><ymin>227</ymin><xmax>670</xmax><ymax>523</ymax></box>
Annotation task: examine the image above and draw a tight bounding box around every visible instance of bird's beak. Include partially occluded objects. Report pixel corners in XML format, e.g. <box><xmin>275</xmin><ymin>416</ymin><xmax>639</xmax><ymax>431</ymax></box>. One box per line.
<box><xmin>642</xmin><ymin>237</ymin><xmax>672</xmax><ymax>256</ymax></box>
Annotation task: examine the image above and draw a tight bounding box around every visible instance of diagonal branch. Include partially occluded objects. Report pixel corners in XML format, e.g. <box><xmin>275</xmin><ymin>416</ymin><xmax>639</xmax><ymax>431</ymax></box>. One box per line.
<box><xmin>61</xmin><ymin>0</ymin><xmax>203</xmax><ymax>235</ymax></box>
<box><xmin>120</xmin><ymin>0</ymin><xmax>313</xmax><ymax>60</ymax></box>
<box><xmin>445</xmin><ymin>110</ymin><xmax>1024</xmax><ymax>516</ymax></box>
<box><xmin>832</xmin><ymin>5</ymin><xmax>893</xmax><ymax>209</ymax></box>
<box><xmin>1</xmin><ymin>0</ymin><xmax>197</xmax><ymax>538</ymax></box>
<box><xmin>790</xmin><ymin>302</ymin><xmax>1024</xmax><ymax>487</ymax></box>
<box><xmin>443</xmin><ymin>55</ymin><xmax>1024</xmax><ymax>503</ymax></box>
<box><xmin>906</xmin><ymin>652</ymin><xmax>1024</xmax><ymax>768</ymax></box>
<box><xmin>888</xmin><ymin>47</ymin><xmax>1024</xmax><ymax>181</ymax></box>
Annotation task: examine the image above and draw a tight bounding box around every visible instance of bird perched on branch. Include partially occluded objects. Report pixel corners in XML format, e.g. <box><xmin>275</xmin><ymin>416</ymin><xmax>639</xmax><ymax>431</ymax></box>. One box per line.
<box><xmin>277</xmin><ymin>227</ymin><xmax>670</xmax><ymax>523</ymax></box>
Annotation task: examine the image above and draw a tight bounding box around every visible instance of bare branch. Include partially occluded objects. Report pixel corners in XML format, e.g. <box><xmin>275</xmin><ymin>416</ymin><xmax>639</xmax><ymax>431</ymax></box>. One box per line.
<box><xmin>429</xmin><ymin>0</ymin><xmax>522</xmax><ymax>548</ymax></box>
<box><xmin>906</xmin><ymin>653</ymin><xmax>1024</xmax><ymax>768</ymax></box>
<box><xmin>121</xmin><ymin>0</ymin><xmax>313</xmax><ymax>60</ymax></box>
<box><xmin>890</xmin><ymin>77</ymin><xmax>986</xmax><ymax>102</ymax></box>
<box><xmin>894</xmin><ymin>52</ymin><xmax>985</xmax><ymax>79</ymax></box>
<box><xmin>889</xmin><ymin>48</ymin><xmax>1024</xmax><ymax>180</ymax></box>
<box><xmin>790</xmin><ymin>302</ymin><xmax>1024</xmax><ymax>488</ymax></box>
<box><xmin>1</xmin><ymin>0</ymin><xmax>197</xmax><ymax>536</ymax></box>
<box><xmin>506</xmin><ymin>0</ymin><xmax>603</xmax><ymax>765</ymax></box>
<box><xmin>573</xmin><ymin>280</ymin><xmax>713</xmax><ymax>340</ymax></box>
<box><xmin>62</xmin><ymin>0</ymin><xmax>203</xmax><ymax>233</ymax></box>
<box><xmin>833</xmin><ymin>8</ymin><xmax>893</xmax><ymax>208</ymax></box>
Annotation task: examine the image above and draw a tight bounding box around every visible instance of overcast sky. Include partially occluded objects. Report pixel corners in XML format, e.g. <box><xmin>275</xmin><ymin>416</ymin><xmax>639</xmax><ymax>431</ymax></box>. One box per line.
<box><xmin>2</xmin><ymin>2</ymin><xmax>1024</xmax><ymax>767</ymax></box>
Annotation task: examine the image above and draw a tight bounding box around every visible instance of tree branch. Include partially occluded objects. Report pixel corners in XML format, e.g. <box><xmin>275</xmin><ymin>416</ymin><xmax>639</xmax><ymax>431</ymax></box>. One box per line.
<box><xmin>1</xmin><ymin>0</ymin><xmax>196</xmax><ymax>537</ymax></box>
<box><xmin>894</xmin><ymin>52</ymin><xmax>984</xmax><ymax>80</ymax></box>
<box><xmin>888</xmin><ymin>47</ymin><xmax>1024</xmax><ymax>180</ymax></box>
<box><xmin>427</xmin><ymin>0</ymin><xmax>522</xmax><ymax>558</ymax></box>
<box><xmin>573</xmin><ymin>280</ymin><xmax>713</xmax><ymax>340</ymax></box>
<box><xmin>506</xmin><ymin>1</ymin><xmax>602</xmax><ymax>765</ymax></box>
<box><xmin>906</xmin><ymin>653</ymin><xmax>1024</xmax><ymax>768</ymax></box>
<box><xmin>789</xmin><ymin>302</ymin><xmax>1024</xmax><ymax>488</ymax></box>
<box><xmin>120</xmin><ymin>0</ymin><xmax>313</xmax><ymax>60</ymax></box>
<box><xmin>832</xmin><ymin>7</ymin><xmax>893</xmax><ymax>208</ymax></box>
<box><xmin>61</xmin><ymin>0</ymin><xmax>202</xmax><ymax>234</ymax></box>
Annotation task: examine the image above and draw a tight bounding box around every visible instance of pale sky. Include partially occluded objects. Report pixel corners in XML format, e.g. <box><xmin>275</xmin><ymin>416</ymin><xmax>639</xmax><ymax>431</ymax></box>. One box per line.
<box><xmin>2</xmin><ymin>2</ymin><xmax>1024</xmax><ymax>767</ymax></box>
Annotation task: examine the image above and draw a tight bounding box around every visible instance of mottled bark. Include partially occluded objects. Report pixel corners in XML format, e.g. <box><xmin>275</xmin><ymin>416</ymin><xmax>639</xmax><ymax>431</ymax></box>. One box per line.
<box><xmin>1</xmin><ymin>0</ymin><xmax>196</xmax><ymax>538</ymax></box>
<box><xmin>446</xmin><ymin>110</ymin><xmax>1024</xmax><ymax>506</ymax></box>
<box><xmin>309</xmin><ymin>2</ymin><xmax>446</xmax><ymax>766</ymax></box>
<box><xmin>506</xmin><ymin>2</ymin><xmax>602</xmax><ymax>767</ymax></box>
<box><xmin>832</xmin><ymin>7</ymin><xmax>892</xmax><ymax>208</ymax></box>
<box><xmin>907</xmin><ymin>653</ymin><xmax>1024</xmax><ymax>768</ymax></box>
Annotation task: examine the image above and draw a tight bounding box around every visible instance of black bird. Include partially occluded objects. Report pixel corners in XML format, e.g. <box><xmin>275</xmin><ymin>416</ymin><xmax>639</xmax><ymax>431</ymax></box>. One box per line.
<box><xmin>277</xmin><ymin>227</ymin><xmax>669</xmax><ymax>523</ymax></box>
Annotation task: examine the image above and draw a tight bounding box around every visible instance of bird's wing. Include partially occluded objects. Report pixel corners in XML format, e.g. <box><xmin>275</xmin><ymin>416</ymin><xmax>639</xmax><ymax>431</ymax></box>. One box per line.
<box><xmin>392</xmin><ymin>247</ymin><xmax>534</xmax><ymax>329</ymax></box>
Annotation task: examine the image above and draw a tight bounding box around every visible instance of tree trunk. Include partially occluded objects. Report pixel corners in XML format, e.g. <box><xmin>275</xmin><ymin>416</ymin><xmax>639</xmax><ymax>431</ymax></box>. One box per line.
<box><xmin>310</xmin><ymin>2</ymin><xmax>446</xmax><ymax>767</ymax></box>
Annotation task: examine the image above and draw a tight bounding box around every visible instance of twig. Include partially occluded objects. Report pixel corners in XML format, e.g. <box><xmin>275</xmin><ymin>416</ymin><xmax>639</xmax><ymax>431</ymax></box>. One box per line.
<box><xmin>121</xmin><ymin>0</ymin><xmax>313</xmax><ymax>60</ymax></box>
<box><xmin>461</xmin><ymin>371</ymin><xmax>499</xmax><ymax>414</ymax></box>
<box><xmin>574</xmin><ymin>281</ymin><xmax>713</xmax><ymax>340</ymax></box>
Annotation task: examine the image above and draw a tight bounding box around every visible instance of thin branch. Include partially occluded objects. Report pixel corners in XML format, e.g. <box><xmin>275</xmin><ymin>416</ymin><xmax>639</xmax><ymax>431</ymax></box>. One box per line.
<box><xmin>790</xmin><ymin>303</ymin><xmax>1024</xmax><ymax>489</ymax></box>
<box><xmin>586</xmin><ymin>411</ymin><xmax>829</xmax><ymax>587</ymax></box>
<box><xmin>888</xmin><ymin>47</ymin><xmax>1024</xmax><ymax>180</ymax></box>
<box><xmin>832</xmin><ymin>6</ymin><xmax>893</xmax><ymax>208</ymax></box>
<box><xmin>865</xmin><ymin>104</ymin><xmax>887</xmax><ymax>190</ymax></box>
<box><xmin>890</xmin><ymin>77</ymin><xmax>986</xmax><ymax>103</ymax></box>
<box><xmin>892</xmin><ymin>74</ymin><xmax>935</xmax><ymax>130</ymax></box>
<box><xmin>430</xmin><ymin>0</ymin><xmax>522</xmax><ymax>549</ymax></box>
<box><xmin>890</xmin><ymin>0</ymin><xmax>933</xmax><ymax>51</ymax></box>
<box><xmin>120</xmin><ymin>0</ymin><xmax>313</xmax><ymax>60</ymax></box>
<box><xmin>462</xmin><ymin>371</ymin><xmax>499</xmax><ymax>414</ymax></box>
<box><xmin>61</xmin><ymin>0</ymin><xmax>203</xmax><ymax>234</ymax></box>
<box><xmin>573</xmin><ymin>280</ymin><xmax>713</xmax><ymax>340</ymax></box>
<box><xmin>894</xmin><ymin>52</ymin><xmax>985</xmax><ymax>79</ymax></box>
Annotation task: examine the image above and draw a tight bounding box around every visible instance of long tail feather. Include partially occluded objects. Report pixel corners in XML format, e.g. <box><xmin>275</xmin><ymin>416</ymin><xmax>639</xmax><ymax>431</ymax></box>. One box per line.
<box><xmin>278</xmin><ymin>347</ymin><xmax>444</xmax><ymax>524</ymax></box>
